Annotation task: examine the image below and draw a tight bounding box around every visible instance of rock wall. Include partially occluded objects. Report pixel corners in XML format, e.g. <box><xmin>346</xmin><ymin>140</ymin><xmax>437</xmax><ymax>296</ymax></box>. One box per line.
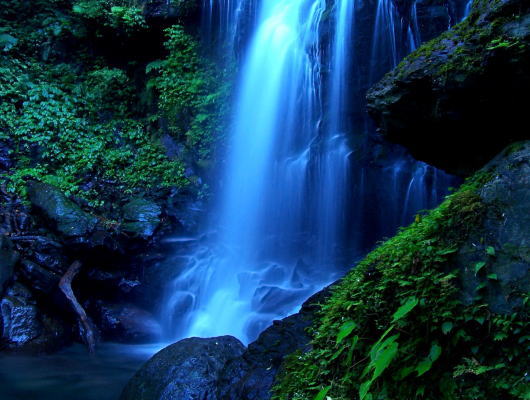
<box><xmin>367</xmin><ymin>0</ymin><xmax>530</xmax><ymax>176</ymax></box>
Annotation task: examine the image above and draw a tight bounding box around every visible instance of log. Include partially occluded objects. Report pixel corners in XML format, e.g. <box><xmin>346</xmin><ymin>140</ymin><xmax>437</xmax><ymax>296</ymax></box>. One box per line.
<box><xmin>59</xmin><ymin>261</ymin><xmax>97</xmax><ymax>353</ymax></box>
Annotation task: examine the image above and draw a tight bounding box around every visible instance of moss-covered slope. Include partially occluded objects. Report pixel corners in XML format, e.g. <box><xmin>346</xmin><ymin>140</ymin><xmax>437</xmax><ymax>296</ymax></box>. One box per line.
<box><xmin>273</xmin><ymin>142</ymin><xmax>530</xmax><ymax>400</ymax></box>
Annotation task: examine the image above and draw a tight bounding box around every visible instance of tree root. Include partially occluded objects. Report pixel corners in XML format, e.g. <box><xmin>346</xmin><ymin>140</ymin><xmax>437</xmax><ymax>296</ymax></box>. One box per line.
<box><xmin>59</xmin><ymin>261</ymin><xmax>97</xmax><ymax>353</ymax></box>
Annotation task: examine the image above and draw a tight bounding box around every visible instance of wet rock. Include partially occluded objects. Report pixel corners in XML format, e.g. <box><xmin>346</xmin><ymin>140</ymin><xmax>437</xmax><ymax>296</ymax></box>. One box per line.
<box><xmin>27</xmin><ymin>182</ymin><xmax>98</xmax><ymax>238</ymax></box>
<box><xmin>92</xmin><ymin>302</ymin><xmax>162</xmax><ymax>343</ymax></box>
<box><xmin>367</xmin><ymin>0</ymin><xmax>530</xmax><ymax>176</ymax></box>
<box><xmin>121</xmin><ymin>336</ymin><xmax>246</xmax><ymax>400</ymax></box>
<box><xmin>122</xmin><ymin>198</ymin><xmax>161</xmax><ymax>239</ymax></box>
<box><xmin>0</xmin><ymin>285</ymin><xmax>42</xmax><ymax>346</ymax></box>
<box><xmin>456</xmin><ymin>141</ymin><xmax>530</xmax><ymax>313</ymax></box>
<box><xmin>18</xmin><ymin>259</ymin><xmax>61</xmax><ymax>294</ymax></box>
<box><xmin>0</xmin><ymin>283</ymin><xmax>71</xmax><ymax>353</ymax></box>
<box><xmin>218</xmin><ymin>288</ymin><xmax>332</xmax><ymax>400</ymax></box>
<box><xmin>0</xmin><ymin>237</ymin><xmax>18</xmax><ymax>293</ymax></box>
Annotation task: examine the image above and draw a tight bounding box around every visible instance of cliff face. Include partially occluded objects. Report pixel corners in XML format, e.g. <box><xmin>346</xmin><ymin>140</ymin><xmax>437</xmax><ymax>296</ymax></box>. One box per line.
<box><xmin>367</xmin><ymin>0</ymin><xmax>530</xmax><ymax>176</ymax></box>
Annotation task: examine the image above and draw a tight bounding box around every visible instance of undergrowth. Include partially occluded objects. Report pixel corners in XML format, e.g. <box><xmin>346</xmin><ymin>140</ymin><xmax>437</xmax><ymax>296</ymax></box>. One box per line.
<box><xmin>273</xmin><ymin>172</ymin><xmax>529</xmax><ymax>400</ymax></box>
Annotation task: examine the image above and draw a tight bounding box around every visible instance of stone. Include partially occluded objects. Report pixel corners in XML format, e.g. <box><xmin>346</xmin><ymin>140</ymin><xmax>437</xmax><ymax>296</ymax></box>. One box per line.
<box><xmin>367</xmin><ymin>0</ymin><xmax>530</xmax><ymax>176</ymax></box>
<box><xmin>27</xmin><ymin>182</ymin><xmax>98</xmax><ymax>238</ymax></box>
<box><xmin>456</xmin><ymin>141</ymin><xmax>530</xmax><ymax>313</ymax></box>
<box><xmin>217</xmin><ymin>288</ymin><xmax>332</xmax><ymax>400</ymax></box>
<box><xmin>0</xmin><ymin>236</ymin><xmax>18</xmax><ymax>293</ymax></box>
<box><xmin>0</xmin><ymin>285</ymin><xmax>42</xmax><ymax>347</ymax></box>
<box><xmin>122</xmin><ymin>198</ymin><xmax>162</xmax><ymax>239</ymax></box>
<box><xmin>120</xmin><ymin>336</ymin><xmax>246</xmax><ymax>400</ymax></box>
<box><xmin>93</xmin><ymin>302</ymin><xmax>162</xmax><ymax>343</ymax></box>
<box><xmin>18</xmin><ymin>259</ymin><xmax>61</xmax><ymax>294</ymax></box>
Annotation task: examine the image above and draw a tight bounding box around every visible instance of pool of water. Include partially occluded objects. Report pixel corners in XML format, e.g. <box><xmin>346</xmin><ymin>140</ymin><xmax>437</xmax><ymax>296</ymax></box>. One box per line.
<box><xmin>0</xmin><ymin>342</ymin><xmax>165</xmax><ymax>400</ymax></box>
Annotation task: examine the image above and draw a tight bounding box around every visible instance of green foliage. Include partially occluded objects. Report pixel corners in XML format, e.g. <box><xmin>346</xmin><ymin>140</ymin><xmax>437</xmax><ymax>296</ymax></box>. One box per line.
<box><xmin>0</xmin><ymin>56</ymin><xmax>187</xmax><ymax>204</ymax></box>
<box><xmin>83</xmin><ymin>67</ymin><xmax>135</xmax><ymax>117</ymax></box>
<box><xmin>0</xmin><ymin>0</ymin><xmax>232</xmax><ymax>205</ymax></box>
<box><xmin>147</xmin><ymin>25</ymin><xmax>232</xmax><ymax>163</ymax></box>
<box><xmin>273</xmin><ymin>174</ymin><xmax>529</xmax><ymax>400</ymax></box>
<box><xmin>73</xmin><ymin>0</ymin><xmax>147</xmax><ymax>32</ymax></box>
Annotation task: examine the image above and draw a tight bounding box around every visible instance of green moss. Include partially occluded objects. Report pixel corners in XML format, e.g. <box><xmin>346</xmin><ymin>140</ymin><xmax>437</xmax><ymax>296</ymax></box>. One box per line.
<box><xmin>273</xmin><ymin>172</ymin><xmax>529</xmax><ymax>400</ymax></box>
<box><xmin>391</xmin><ymin>0</ymin><xmax>529</xmax><ymax>83</ymax></box>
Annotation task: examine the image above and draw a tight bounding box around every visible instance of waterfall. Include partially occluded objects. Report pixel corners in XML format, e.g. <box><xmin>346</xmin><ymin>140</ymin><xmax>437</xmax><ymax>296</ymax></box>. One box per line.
<box><xmin>161</xmin><ymin>0</ymin><xmax>458</xmax><ymax>345</ymax></box>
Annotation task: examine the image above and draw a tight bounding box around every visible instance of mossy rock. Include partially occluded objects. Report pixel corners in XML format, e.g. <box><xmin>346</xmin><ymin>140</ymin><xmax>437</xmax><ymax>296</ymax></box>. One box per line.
<box><xmin>121</xmin><ymin>198</ymin><xmax>161</xmax><ymax>238</ymax></box>
<box><xmin>273</xmin><ymin>142</ymin><xmax>530</xmax><ymax>400</ymax></box>
<box><xmin>27</xmin><ymin>182</ymin><xmax>98</xmax><ymax>238</ymax></box>
<box><xmin>367</xmin><ymin>0</ymin><xmax>530</xmax><ymax>176</ymax></box>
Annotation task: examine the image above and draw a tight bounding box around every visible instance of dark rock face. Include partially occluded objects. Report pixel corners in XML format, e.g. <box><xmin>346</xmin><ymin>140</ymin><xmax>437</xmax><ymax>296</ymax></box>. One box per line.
<box><xmin>0</xmin><ymin>283</ymin><xmax>69</xmax><ymax>353</ymax></box>
<box><xmin>218</xmin><ymin>289</ymin><xmax>330</xmax><ymax>400</ymax></box>
<box><xmin>91</xmin><ymin>302</ymin><xmax>162</xmax><ymax>343</ymax></box>
<box><xmin>0</xmin><ymin>237</ymin><xmax>17</xmax><ymax>293</ymax></box>
<box><xmin>457</xmin><ymin>142</ymin><xmax>530</xmax><ymax>313</ymax></box>
<box><xmin>27</xmin><ymin>182</ymin><xmax>98</xmax><ymax>238</ymax></box>
<box><xmin>121</xmin><ymin>336</ymin><xmax>246</xmax><ymax>400</ymax></box>
<box><xmin>367</xmin><ymin>0</ymin><xmax>530</xmax><ymax>176</ymax></box>
<box><xmin>122</xmin><ymin>198</ymin><xmax>162</xmax><ymax>239</ymax></box>
<box><xmin>18</xmin><ymin>259</ymin><xmax>61</xmax><ymax>294</ymax></box>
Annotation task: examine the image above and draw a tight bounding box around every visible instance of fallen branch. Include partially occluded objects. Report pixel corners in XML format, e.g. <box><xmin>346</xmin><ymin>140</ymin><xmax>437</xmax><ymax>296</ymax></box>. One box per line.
<box><xmin>59</xmin><ymin>261</ymin><xmax>97</xmax><ymax>353</ymax></box>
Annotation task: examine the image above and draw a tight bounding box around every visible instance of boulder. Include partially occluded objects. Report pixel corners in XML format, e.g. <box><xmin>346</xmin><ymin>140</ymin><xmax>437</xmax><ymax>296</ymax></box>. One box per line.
<box><xmin>0</xmin><ymin>285</ymin><xmax>42</xmax><ymax>346</ymax></box>
<box><xmin>27</xmin><ymin>182</ymin><xmax>98</xmax><ymax>238</ymax></box>
<box><xmin>218</xmin><ymin>288</ymin><xmax>331</xmax><ymax>400</ymax></box>
<box><xmin>122</xmin><ymin>198</ymin><xmax>161</xmax><ymax>239</ymax></box>
<box><xmin>120</xmin><ymin>336</ymin><xmax>246</xmax><ymax>400</ymax></box>
<box><xmin>18</xmin><ymin>259</ymin><xmax>61</xmax><ymax>294</ymax></box>
<box><xmin>367</xmin><ymin>0</ymin><xmax>530</xmax><ymax>176</ymax></box>
<box><xmin>92</xmin><ymin>302</ymin><xmax>162</xmax><ymax>343</ymax></box>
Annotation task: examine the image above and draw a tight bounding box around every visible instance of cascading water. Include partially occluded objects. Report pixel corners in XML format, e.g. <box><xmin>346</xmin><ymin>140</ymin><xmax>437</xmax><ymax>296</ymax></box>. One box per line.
<box><xmin>161</xmin><ymin>0</ymin><xmax>461</xmax><ymax>345</ymax></box>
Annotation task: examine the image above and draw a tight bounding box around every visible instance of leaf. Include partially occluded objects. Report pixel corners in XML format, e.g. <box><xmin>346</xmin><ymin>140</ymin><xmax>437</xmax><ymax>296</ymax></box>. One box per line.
<box><xmin>392</xmin><ymin>297</ymin><xmax>419</xmax><ymax>322</ymax></box>
<box><xmin>438</xmin><ymin>247</ymin><xmax>458</xmax><ymax>255</ymax></box>
<box><xmin>336</xmin><ymin>320</ymin><xmax>357</xmax><ymax>344</ymax></box>
<box><xmin>416</xmin><ymin>359</ymin><xmax>432</xmax><ymax>376</ymax></box>
<box><xmin>359</xmin><ymin>380</ymin><xmax>372</xmax><ymax>400</ymax></box>
<box><xmin>313</xmin><ymin>386</ymin><xmax>331</xmax><ymax>400</ymax></box>
<box><xmin>486</xmin><ymin>246</ymin><xmax>496</xmax><ymax>256</ymax></box>
<box><xmin>487</xmin><ymin>273</ymin><xmax>498</xmax><ymax>280</ymax></box>
<box><xmin>442</xmin><ymin>322</ymin><xmax>453</xmax><ymax>335</ymax></box>
<box><xmin>474</xmin><ymin>261</ymin><xmax>487</xmax><ymax>275</ymax></box>
<box><xmin>415</xmin><ymin>343</ymin><xmax>442</xmax><ymax>376</ymax></box>
<box><xmin>372</xmin><ymin>341</ymin><xmax>399</xmax><ymax>380</ymax></box>
<box><xmin>429</xmin><ymin>344</ymin><xmax>442</xmax><ymax>362</ymax></box>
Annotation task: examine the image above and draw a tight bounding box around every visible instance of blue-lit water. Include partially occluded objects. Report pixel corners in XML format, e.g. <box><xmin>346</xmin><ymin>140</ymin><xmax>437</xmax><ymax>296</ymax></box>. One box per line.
<box><xmin>0</xmin><ymin>343</ymin><xmax>163</xmax><ymax>400</ymax></box>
